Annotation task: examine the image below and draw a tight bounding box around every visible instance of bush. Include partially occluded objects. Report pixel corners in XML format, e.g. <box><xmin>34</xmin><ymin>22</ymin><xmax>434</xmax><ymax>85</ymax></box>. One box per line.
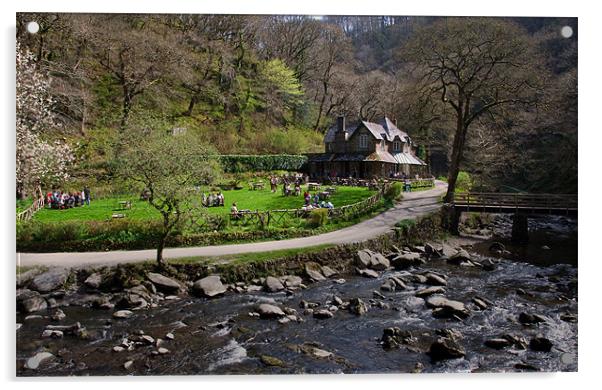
<box><xmin>308</xmin><ymin>208</ymin><xmax>329</xmax><ymax>228</ymax></box>
<box><xmin>455</xmin><ymin>171</ymin><xmax>473</xmax><ymax>193</ymax></box>
<box><xmin>384</xmin><ymin>182</ymin><xmax>403</xmax><ymax>201</ymax></box>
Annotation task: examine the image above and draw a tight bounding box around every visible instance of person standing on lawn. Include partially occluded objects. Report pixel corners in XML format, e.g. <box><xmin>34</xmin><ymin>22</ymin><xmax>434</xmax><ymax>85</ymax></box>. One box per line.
<box><xmin>83</xmin><ymin>186</ymin><xmax>91</xmax><ymax>206</ymax></box>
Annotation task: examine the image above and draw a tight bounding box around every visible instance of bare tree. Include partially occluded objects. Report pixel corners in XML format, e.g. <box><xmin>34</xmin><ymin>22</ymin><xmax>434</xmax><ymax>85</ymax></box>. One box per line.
<box><xmin>402</xmin><ymin>18</ymin><xmax>546</xmax><ymax>202</ymax></box>
<box><xmin>75</xmin><ymin>14</ymin><xmax>179</xmax><ymax>131</ymax></box>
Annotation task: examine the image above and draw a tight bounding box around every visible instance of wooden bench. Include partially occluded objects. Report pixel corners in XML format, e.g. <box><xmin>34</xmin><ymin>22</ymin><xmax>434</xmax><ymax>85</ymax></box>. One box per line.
<box><xmin>308</xmin><ymin>182</ymin><xmax>321</xmax><ymax>191</ymax></box>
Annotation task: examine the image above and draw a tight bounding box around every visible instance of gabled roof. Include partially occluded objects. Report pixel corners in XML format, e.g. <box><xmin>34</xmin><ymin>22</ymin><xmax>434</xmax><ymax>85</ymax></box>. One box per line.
<box><xmin>324</xmin><ymin>117</ymin><xmax>413</xmax><ymax>144</ymax></box>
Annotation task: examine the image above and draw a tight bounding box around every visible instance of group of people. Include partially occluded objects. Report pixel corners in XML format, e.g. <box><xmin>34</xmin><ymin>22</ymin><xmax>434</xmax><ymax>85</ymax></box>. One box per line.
<box><xmin>46</xmin><ymin>187</ymin><xmax>90</xmax><ymax>209</ymax></box>
<box><xmin>302</xmin><ymin>190</ymin><xmax>334</xmax><ymax>210</ymax></box>
<box><xmin>269</xmin><ymin>174</ymin><xmax>308</xmax><ymax>196</ymax></box>
<box><xmin>202</xmin><ymin>192</ymin><xmax>225</xmax><ymax>207</ymax></box>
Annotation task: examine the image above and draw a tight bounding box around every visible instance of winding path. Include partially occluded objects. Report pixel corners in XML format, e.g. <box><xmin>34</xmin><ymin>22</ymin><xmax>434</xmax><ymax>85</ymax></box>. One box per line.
<box><xmin>17</xmin><ymin>181</ymin><xmax>447</xmax><ymax>268</ymax></box>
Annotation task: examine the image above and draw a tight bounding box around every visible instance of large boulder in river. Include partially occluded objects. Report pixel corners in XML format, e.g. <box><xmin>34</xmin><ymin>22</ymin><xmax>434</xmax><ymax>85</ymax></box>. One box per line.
<box><xmin>24</xmin><ymin>351</ymin><xmax>54</xmax><ymax>370</ymax></box>
<box><xmin>529</xmin><ymin>335</ymin><xmax>553</xmax><ymax>352</ymax></box>
<box><xmin>30</xmin><ymin>268</ymin><xmax>69</xmax><ymax>293</ymax></box>
<box><xmin>256</xmin><ymin>303</ymin><xmax>286</xmax><ymax>319</ymax></box>
<box><xmin>448</xmin><ymin>249</ymin><xmax>472</xmax><ymax>265</ymax></box>
<box><xmin>356</xmin><ymin>249</ymin><xmax>390</xmax><ymax>270</ymax></box>
<box><xmin>17</xmin><ymin>268</ymin><xmax>43</xmax><ymax>288</ymax></box>
<box><xmin>282</xmin><ymin>275</ymin><xmax>303</xmax><ymax>288</ymax></box>
<box><xmin>264</xmin><ymin>276</ymin><xmax>285</xmax><ymax>292</ymax></box>
<box><xmin>17</xmin><ymin>289</ymin><xmax>47</xmax><ymax>313</ymax></box>
<box><xmin>304</xmin><ymin>262</ymin><xmax>326</xmax><ymax>281</ymax></box>
<box><xmin>390</xmin><ymin>252</ymin><xmax>423</xmax><ymax>269</ymax></box>
<box><xmin>357</xmin><ymin>268</ymin><xmax>379</xmax><ymax>278</ymax></box>
<box><xmin>193</xmin><ymin>275</ymin><xmax>227</xmax><ymax>297</ymax></box>
<box><xmin>348</xmin><ymin>298</ymin><xmax>368</xmax><ymax>315</ymax></box>
<box><xmin>84</xmin><ymin>273</ymin><xmax>103</xmax><ymax>289</ymax></box>
<box><xmin>147</xmin><ymin>273</ymin><xmax>183</xmax><ymax>294</ymax></box>
<box><xmin>428</xmin><ymin>338</ymin><xmax>465</xmax><ymax>362</ymax></box>
<box><xmin>415</xmin><ymin>286</ymin><xmax>446</xmax><ymax>298</ymax></box>
<box><xmin>425</xmin><ymin>296</ymin><xmax>470</xmax><ymax>319</ymax></box>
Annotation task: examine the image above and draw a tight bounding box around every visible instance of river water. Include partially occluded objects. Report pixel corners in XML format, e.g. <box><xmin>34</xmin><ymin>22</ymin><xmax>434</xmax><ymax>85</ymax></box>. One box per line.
<box><xmin>16</xmin><ymin>216</ymin><xmax>578</xmax><ymax>376</ymax></box>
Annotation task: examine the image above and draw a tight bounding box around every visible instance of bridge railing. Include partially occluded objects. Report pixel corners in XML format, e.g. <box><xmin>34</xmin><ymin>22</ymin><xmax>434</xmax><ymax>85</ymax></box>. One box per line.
<box><xmin>453</xmin><ymin>192</ymin><xmax>577</xmax><ymax>211</ymax></box>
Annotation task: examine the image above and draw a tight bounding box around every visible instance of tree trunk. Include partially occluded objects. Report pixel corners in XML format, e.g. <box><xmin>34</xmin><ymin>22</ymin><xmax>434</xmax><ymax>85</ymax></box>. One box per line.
<box><xmin>444</xmin><ymin>110</ymin><xmax>468</xmax><ymax>203</ymax></box>
<box><xmin>120</xmin><ymin>91</ymin><xmax>132</xmax><ymax>132</ymax></box>
<box><xmin>183</xmin><ymin>95</ymin><xmax>197</xmax><ymax>117</ymax></box>
<box><xmin>156</xmin><ymin>236</ymin><xmax>166</xmax><ymax>266</ymax></box>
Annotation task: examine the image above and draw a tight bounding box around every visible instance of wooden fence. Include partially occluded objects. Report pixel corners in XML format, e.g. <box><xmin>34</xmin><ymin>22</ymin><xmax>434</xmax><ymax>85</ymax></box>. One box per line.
<box><xmin>453</xmin><ymin>192</ymin><xmax>577</xmax><ymax>214</ymax></box>
<box><xmin>16</xmin><ymin>187</ymin><xmax>45</xmax><ymax>222</ymax></box>
<box><xmin>191</xmin><ymin>188</ymin><xmax>386</xmax><ymax>231</ymax></box>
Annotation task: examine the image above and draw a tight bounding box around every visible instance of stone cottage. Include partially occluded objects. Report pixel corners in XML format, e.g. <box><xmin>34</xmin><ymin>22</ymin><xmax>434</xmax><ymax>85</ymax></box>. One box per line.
<box><xmin>308</xmin><ymin>116</ymin><xmax>427</xmax><ymax>179</ymax></box>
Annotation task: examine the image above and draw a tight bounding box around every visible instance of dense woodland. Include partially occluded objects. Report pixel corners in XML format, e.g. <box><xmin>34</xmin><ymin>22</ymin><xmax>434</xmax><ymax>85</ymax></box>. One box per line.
<box><xmin>16</xmin><ymin>14</ymin><xmax>577</xmax><ymax>195</ymax></box>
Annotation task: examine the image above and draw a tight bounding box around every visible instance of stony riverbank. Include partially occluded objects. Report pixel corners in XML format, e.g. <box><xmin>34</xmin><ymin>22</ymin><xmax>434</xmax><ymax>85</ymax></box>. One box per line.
<box><xmin>16</xmin><ymin>212</ymin><xmax>577</xmax><ymax>375</ymax></box>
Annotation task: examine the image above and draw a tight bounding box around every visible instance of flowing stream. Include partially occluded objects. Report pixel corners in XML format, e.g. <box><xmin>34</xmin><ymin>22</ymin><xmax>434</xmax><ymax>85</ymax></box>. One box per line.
<box><xmin>16</xmin><ymin>216</ymin><xmax>578</xmax><ymax>376</ymax></box>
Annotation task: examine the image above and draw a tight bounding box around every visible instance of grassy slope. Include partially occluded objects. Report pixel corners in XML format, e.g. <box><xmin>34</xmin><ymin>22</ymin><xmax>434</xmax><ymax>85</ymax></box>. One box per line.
<box><xmin>33</xmin><ymin>185</ymin><xmax>376</xmax><ymax>223</ymax></box>
<box><xmin>169</xmin><ymin>243</ymin><xmax>336</xmax><ymax>266</ymax></box>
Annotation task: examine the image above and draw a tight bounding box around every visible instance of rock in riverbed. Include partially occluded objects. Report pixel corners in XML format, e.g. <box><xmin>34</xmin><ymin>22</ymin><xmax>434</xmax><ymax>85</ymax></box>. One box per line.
<box><xmin>428</xmin><ymin>338</ymin><xmax>465</xmax><ymax>362</ymax></box>
<box><xmin>256</xmin><ymin>303</ymin><xmax>286</xmax><ymax>319</ymax></box>
<box><xmin>425</xmin><ymin>296</ymin><xmax>470</xmax><ymax>319</ymax></box>
<box><xmin>193</xmin><ymin>275</ymin><xmax>227</xmax><ymax>297</ymax></box>
<box><xmin>305</xmin><ymin>262</ymin><xmax>326</xmax><ymax>281</ymax></box>
<box><xmin>84</xmin><ymin>273</ymin><xmax>103</xmax><ymax>289</ymax></box>
<box><xmin>518</xmin><ymin>312</ymin><xmax>547</xmax><ymax>325</ymax></box>
<box><xmin>313</xmin><ymin>309</ymin><xmax>334</xmax><ymax>319</ymax></box>
<box><xmin>348</xmin><ymin>298</ymin><xmax>368</xmax><ymax>315</ymax></box>
<box><xmin>24</xmin><ymin>352</ymin><xmax>54</xmax><ymax>370</ymax></box>
<box><xmin>415</xmin><ymin>286</ymin><xmax>446</xmax><ymax>298</ymax></box>
<box><xmin>264</xmin><ymin>276</ymin><xmax>285</xmax><ymax>292</ymax></box>
<box><xmin>357</xmin><ymin>268</ymin><xmax>379</xmax><ymax>278</ymax></box>
<box><xmin>529</xmin><ymin>336</ymin><xmax>553</xmax><ymax>352</ymax></box>
<box><xmin>17</xmin><ymin>289</ymin><xmax>47</xmax><ymax>313</ymax></box>
<box><xmin>113</xmin><ymin>310</ymin><xmax>134</xmax><ymax>319</ymax></box>
<box><xmin>147</xmin><ymin>273</ymin><xmax>183</xmax><ymax>294</ymax></box>
<box><xmin>30</xmin><ymin>268</ymin><xmax>69</xmax><ymax>293</ymax></box>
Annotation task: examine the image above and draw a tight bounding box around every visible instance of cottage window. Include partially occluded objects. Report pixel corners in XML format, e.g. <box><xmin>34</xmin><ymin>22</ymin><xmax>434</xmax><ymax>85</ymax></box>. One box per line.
<box><xmin>359</xmin><ymin>134</ymin><xmax>368</xmax><ymax>149</ymax></box>
<box><xmin>394</xmin><ymin>141</ymin><xmax>400</xmax><ymax>151</ymax></box>
<box><xmin>381</xmin><ymin>140</ymin><xmax>386</xmax><ymax>151</ymax></box>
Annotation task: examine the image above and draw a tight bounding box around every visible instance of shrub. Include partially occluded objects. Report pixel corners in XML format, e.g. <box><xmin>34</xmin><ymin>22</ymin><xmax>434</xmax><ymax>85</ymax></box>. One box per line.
<box><xmin>384</xmin><ymin>182</ymin><xmax>403</xmax><ymax>201</ymax></box>
<box><xmin>308</xmin><ymin>208</ymin><xmax>329</xmax><ymax>228</ymax></box>
<box><xmin>455</xmin><ymin>171</ymin><xmax>473</xmax><ymax>193</ymax></box>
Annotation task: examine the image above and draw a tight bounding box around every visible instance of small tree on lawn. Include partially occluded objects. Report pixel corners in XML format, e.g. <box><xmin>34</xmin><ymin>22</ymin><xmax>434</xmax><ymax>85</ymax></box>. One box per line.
<box><xmin>116</xmin><ymin>132</ymin><xmax>220</xmax><ymax>266</ymax></box>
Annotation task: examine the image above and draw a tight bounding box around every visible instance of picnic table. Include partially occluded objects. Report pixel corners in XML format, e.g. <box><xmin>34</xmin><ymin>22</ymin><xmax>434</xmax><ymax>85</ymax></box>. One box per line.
<box><xmin>308</xmin><ymin>182</ymin><xmax>321</xmax><ymax>191</ymax></box>
<box><xmin>117</xmin><ymin>200</ymin><xmax>132</xmax><ymax>210</ymax></box>
<box><xmin>325</xmin><ymin>186</ymin><xmax>337</xmax><ymax>194</ymax></box>
<box><xmin>318</xmin><ymin>191</ymin><xmax>331</xmax><ymax>200</ymax></box>
<box><xmin>250</xmin><ymin>182</ymin><xmax>265</xmax><ymax>190</ymax></box>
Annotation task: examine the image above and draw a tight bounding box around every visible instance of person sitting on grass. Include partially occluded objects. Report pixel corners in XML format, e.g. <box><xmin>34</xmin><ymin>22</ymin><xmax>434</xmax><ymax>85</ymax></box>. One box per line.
<box><xmin>313</xmin><ymin>193</ymin><xmax>320</xmax><ymax>205</ymax></box>
<box><xmin>208</xmin><ymin>193</ymin><xmax>215</xmax><ymax>207</ymax></box>
<box><xmin>217</xmin><ymin>191</ymin><xmax>225</xmax><ymax>206</ymax></box>
<box><xmin>230</xmin><ymin>202</ymin><xmax>240</xmax><ymax>219</ymax></box>
<box><xmin>303</xmin><ymin>191</ymin><xmax>311</xmax><ymax>206</ymax></box>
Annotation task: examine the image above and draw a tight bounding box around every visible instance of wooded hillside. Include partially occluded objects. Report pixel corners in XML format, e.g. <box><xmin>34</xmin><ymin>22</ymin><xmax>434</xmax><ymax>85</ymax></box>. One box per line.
<box><xmin>16</xmin><ymin>14</ymin><xmax>577</xmax><ymax>193</ymax></box>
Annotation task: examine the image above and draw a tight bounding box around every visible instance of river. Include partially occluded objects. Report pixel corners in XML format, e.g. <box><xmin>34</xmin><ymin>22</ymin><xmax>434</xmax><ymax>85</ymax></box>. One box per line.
<box><xmin>16</xmin><ymin>215</ymin><xmax>578</xmax><ymax>376</ymax></box>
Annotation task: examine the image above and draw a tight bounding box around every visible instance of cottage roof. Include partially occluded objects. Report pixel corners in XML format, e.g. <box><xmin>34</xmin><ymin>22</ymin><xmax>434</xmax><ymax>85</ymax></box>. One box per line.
<box><xmin>323</xmin><ymin>117</ymin><xmax>412</xmax><ymax>144</ymax></box>
<box><xmin>391</xmin><ymin>152</ymin><xmax>426</xmax><ymax>165</ymax></box>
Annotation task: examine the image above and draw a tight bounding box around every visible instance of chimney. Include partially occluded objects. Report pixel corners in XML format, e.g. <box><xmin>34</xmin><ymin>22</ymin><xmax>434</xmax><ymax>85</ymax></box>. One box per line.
<box><xmin>337</xmin><ymin>116</ymin><xmax>346</xmax><ymax>133</ymax></box>
<box><xmin>394</xmin><ymin>118</ymin><xmax>398</xmax><ymax>127</ymax></box>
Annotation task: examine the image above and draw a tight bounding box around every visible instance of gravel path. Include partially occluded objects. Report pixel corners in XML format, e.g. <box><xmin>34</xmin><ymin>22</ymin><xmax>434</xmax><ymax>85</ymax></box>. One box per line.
<box><xmin>17</xmin><ymin>181</ymin><xmax>447</xmax><ymax>268</ymax></box>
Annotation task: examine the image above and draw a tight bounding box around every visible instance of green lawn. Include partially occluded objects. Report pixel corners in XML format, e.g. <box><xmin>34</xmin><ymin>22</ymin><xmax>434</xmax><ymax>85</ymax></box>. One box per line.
<box><xmin>32</xmin><ymin>184</ymin><xmax>376</xmax><ymax>223</ymax></box>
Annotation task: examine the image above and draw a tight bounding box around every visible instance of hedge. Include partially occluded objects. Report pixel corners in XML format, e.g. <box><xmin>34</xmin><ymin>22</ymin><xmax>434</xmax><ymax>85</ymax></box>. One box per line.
<box><xmin>219</xmin><ymin>154</ymin><xmax>308</xmax><ymax>173</ymax></box>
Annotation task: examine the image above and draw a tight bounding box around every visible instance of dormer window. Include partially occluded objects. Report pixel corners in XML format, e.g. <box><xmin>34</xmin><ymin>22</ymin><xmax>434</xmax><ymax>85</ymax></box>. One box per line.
<box><xmin>381</xmin><ymin>140</ymin><xmax>386</xmax><ymax>151</ymax></box>
<box><xmin>393</xmin><ymin>141</ymin><xmax>401</xmax><ymax>151</ymax></box>
<box><xmin>359</xmin><ymin>134</ymin><xmax>368</xmax><ymax>149</ymax></box>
